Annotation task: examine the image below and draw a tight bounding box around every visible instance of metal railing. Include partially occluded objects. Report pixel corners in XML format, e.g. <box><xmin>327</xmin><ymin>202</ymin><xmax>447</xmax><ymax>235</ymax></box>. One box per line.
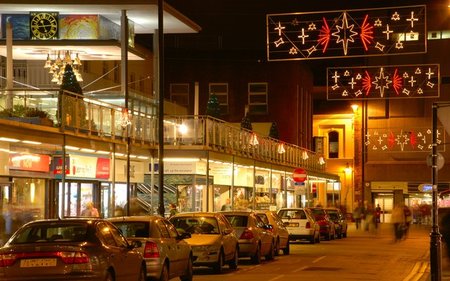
<box><xmin>0</xmin><ymin>89</ymin><xmax>326</xmax><ymax>172</ymax></box>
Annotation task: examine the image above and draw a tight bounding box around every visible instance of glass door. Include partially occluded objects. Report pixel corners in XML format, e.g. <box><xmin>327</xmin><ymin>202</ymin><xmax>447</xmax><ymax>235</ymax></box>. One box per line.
<box><xmin>58</xmin><ymin>181</ymin><xmax>96</xmax><ymax>217</ymax></box>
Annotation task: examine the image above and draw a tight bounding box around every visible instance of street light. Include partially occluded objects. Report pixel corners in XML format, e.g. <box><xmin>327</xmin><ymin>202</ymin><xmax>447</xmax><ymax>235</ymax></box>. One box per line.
<box><xmin>430</xmin><ymin>102</ymin><xmax>450</xmax><ymax>281</ymax></box>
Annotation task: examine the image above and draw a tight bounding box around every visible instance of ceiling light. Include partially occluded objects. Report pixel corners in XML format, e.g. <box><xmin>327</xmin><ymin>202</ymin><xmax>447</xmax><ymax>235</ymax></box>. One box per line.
<box><xmin>0</xmin><ymin>137</ymin><xmax>20</xmax><ymax>142</ymax></box>
<box><xmin>22</xmin><ymin>140</ymin><xmax>42</xmax><ymax>145</ymax></box>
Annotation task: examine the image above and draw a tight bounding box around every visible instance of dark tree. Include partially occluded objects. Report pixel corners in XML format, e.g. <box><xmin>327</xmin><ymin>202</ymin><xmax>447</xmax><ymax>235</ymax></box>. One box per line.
<box><xmin>240</xmin><ymin>113</ymin><xmax>252</xmax><ymax>130</ymax></box>
<box><xmin>206</xmin><ymin>93</ymin><xmax>221</xmax><ymax>118</ymax></box>
<box><xmin>59</xmin><ymin>64</ymin><xmax>88</xmax><ymax>128</ymax></box>
<box><xmin>269</xmin><ymin>121</ymin><xmax>279</xmax><ymax>139</ymax></box>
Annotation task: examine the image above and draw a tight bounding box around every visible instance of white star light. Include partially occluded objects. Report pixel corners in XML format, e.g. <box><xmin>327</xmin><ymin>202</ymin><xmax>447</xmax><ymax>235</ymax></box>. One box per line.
<box><xmin>332</xmin><ymin>12</ymin><xmax>358</xmax><ymax>56</ymax></box>
<box><xmin>372</xmin><ymin>67</ymin><xmax>392</xmax><ymax>97</ymax></box>
<box><xmin>274</xmin><ymin>22</ymin><xmax>285</xmax><ymax>36</ymax></box>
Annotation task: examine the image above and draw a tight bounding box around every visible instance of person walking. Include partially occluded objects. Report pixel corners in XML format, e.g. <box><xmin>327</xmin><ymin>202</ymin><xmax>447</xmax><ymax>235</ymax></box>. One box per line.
<box><xmin>353</xmin><ymin>203</ymin><xmax>363</xmax><ymax>230</ymax></box>
<box><xmin>391</xmin><ymin>203</ymin><xmax>406</xmax><ymax>242</ymax></box>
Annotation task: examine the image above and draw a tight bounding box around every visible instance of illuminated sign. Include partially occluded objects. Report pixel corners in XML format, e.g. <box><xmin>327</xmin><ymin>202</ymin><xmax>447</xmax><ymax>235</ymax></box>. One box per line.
<box><xmin>327</xmin><ymin>64</ymin><xmax>439</xmax><ymax>100</ymax></box>
<box><xmin>9</xmin><ymin>153</ymin><xmax>50</xmax><ymax>172</ymax></box>
<box><xmin>267</xmin><ymin>5</ymin><xmax>426</xmax><ymax>61</ymax></box>
<box><xmin>366</xmin><ymin>127</ymin><xmax>444</xmax><ymax>152</ymax></box>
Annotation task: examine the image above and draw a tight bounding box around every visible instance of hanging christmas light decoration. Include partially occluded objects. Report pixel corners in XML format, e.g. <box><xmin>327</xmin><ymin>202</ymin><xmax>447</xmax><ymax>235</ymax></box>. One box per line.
<box><xmin>277</xmin><ymin>143</ymin><xmax>286</xmax><ymax>154</ymax></box>
<box><xmin>44</xmin><ymin>50</ymin><xmax>83</xmax><ymax>84</ymax></box>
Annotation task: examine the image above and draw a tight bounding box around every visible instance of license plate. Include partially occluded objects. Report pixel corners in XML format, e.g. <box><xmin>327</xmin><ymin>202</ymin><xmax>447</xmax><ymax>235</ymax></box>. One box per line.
<box><xmin>20</xmin><ymin>258</ymin><xmax>57</xmax><ymax>268</ymax></box>
<box><xmin>289</xmin><ymin>223</ymin><xmax>299</xmax><ymax>227</ymax></box>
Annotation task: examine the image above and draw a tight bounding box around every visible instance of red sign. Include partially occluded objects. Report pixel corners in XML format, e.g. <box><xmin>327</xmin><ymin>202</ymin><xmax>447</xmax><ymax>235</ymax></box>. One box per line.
<box><xmin>9</xmin><ymin>153</ymin><xmax>50</xmax><ymax>172</ymax></box>
<box><xmin>96</xmin><ymin>158</ymin><xmax>110</xmax><ymax>179</ymax></box>
<box><xmin>293</xmin><ymin>168</ymin><xmax>307</xmax><ymax>182</ymax></box>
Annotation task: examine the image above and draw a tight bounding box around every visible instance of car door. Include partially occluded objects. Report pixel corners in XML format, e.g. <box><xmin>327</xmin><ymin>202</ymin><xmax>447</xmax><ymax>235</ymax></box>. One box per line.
<box><xmin>254</xmin><ymin>214</ymin><xmax>272</xmax><ymax>254</ymax></box>
<box><xmin>163</xmin><ymin>219</ymin><xmax>191</xmax><ymax>276</ymax></box>
<box><xmin>217</xmin><ymin>214</ymin><xmax>236</xmax><ymax>260</ymax></box>
<box><xmin>97</xmin><ymin>221</ymin><xmax>141</xmax><ymax>280</ymax></box>
<box><xmin>157</xmin><ymin>219</ymin><xmax>182</xmax><ymax>276</ymax></box>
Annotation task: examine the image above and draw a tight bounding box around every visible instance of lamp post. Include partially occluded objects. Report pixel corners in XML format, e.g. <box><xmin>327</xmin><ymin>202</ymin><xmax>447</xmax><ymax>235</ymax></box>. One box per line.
<box><xmin>430</xmin><ymin>102</ymin><xmax>448</xmax><ymax>281</ymax></box>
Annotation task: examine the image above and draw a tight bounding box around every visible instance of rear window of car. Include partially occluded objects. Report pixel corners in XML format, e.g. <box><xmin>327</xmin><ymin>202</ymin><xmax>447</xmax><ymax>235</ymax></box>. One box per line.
<box><xmin>224</xmin><ymin>215</ymin><xmax>248</xmax><ymax>227</ymax></box>
<box><xmin>113</xmin><ymin>222</ymin><xmax>150</xmax><ymax>238</ymax></box>
<box><xmin>278</xmin><ymin>210</ymin><xmax>307</xmax><ymax>219</ymax></box>
<box><xmin>10</xmin><ymin>223</ymin><xmax>88</xmax><ymax>244</ymax></box>
<box><xmin>170</xmin><ymin>216</ymin><xmax>219</xmax><ymax>234</ymax></box>
<box><xmin>309</xmin><ymin>208</ymin><xmax>325</xmax><ymax>216</ymax></box>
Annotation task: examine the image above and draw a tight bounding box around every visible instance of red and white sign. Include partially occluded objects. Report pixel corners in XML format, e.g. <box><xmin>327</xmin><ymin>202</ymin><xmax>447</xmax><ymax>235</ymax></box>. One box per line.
<box><xmin>9</xmin><ymin>153</ymin><xmax>50</xmax><ymax>172</ymax></box>
<box><xmin>293</xmin><ymin>168</ymin><xmax>307</xmax><ymax>183</ymax></box>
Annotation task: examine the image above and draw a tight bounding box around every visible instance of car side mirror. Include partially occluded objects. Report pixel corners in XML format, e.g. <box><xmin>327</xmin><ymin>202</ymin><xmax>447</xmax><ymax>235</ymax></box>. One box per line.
<box><xmin>223</xmin><ymin>228</ymin><xmax>233</xmax><ymax>235</ymax></box>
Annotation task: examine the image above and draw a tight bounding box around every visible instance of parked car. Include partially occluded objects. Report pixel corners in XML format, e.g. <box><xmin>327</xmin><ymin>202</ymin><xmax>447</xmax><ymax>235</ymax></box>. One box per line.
<box><xmin>169</xmin><ymin>212</ymin><xmax>239</xmax><ymax>273</ymax></box>
<box><xmin>255</xmin><ymin>210</ymin><xmax>290</xmax><ymax>255</ymax></box>
<box><xmin>221</xmin><ymin>211</ymin><xmax>275</xmax><ymax>264</ymax></box>
<box><xmin>307</xmin><ymin>207</ymin><xmax>336</xmax><ymax>240</ymax></box>
<box><xmin>277</xmin><ymin>208</ymin><xmax>320</xmax><ymax>244</ymax></box>
<box><xmin>325</xmin><ymin>208</ymin><xmax>348</xmax><ymax>238</ymax></box>
<box><xmin>109</xmin><ymin>215</ymin><xmax>193</xmax><ymax>281</ymax></box>
<box><xmin>0</xmin><ymin>218</ymin><xmax>146</xmax><ymax>281</ymax></box>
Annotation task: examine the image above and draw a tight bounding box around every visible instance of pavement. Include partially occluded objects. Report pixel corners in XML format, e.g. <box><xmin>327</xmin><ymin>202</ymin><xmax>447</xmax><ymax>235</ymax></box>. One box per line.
<box><xmin>346</xmin><ymin>222</ymin><xmax>447</xmax><ymax>281</ymax></box>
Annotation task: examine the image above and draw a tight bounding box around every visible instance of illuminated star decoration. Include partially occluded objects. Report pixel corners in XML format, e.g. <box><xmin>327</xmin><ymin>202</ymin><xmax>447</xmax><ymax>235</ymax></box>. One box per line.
<box><xmin>362</xmin><ymin>71</ymin><xmax>372</xmax><ymax>96</ymax></box>
<box><xmin>392</xmin><ymin>69</ymin><xmax>403</xmax><ymax>95</ymax></box>
<box><xmin>318</xmin><ymin>17</ymin><xmax>331</xmax><ymax>53</ymax></box>
<box><xmin>360</xmin><ymin>14</ymin><xmax>374</xmax><ymax>51</ymax></box>
<box><xmin>388</xmin><ymin>131</ymin><xmax>396</xmax><ymax>148</ymax></box>
<box><xmin>395</xmin><ymin>129</ymin><xmax>410</xmax><ymax>151</ymax></box>
<box><xmin>372</xmin><ymin>67</ymin><xmax>392</xmax><ymax>97</ymax></box>
<box><xmin>332</xmin><ymin>12</ymin><xmax>358</xmax><ymax>56</ymax></box>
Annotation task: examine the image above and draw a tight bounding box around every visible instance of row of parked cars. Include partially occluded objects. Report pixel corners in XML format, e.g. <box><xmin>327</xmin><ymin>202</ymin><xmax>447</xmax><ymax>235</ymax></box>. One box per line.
<box><xmin>0</xmin><ymin>207</ymin><xmax>346</xmax><ymax>281</ymax></box>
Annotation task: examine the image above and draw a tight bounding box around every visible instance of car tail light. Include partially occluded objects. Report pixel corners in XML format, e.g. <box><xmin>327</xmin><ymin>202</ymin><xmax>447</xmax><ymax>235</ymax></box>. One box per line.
<box><xmin>59</xmin><ymin>252</ymin><xmax>90</xmax><ymax>264</ymax></box>
<box><xmin>240</xmin><ymin>229</ymin><xmax>254</xmax><ymax>239</ymax></box>
<box><xmin>143</xmin><ymin>241</ymin><xmax>160</xmax><ymax>258</ymax></box>
<box><xmin>305</xmin><ymin>222</ymin><xmax>311</xmax><ymax>229</ymax></box>
<box><xmin>0</xmin><ymin>254</ymin><xmax>16</xmax><ymax>267</ymax></box>
<box><xmin>0</xmin><ymin>251</ymin><xmax>89</xmax><ymax>267</ymax></box>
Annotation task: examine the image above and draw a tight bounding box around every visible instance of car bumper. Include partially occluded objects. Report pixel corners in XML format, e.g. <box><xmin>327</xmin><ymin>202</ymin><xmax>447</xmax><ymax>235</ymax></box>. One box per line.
<box><xmin>237</xmin><ymin>241</ymin><xmax>257</xmax><ymax>257</ymax></box>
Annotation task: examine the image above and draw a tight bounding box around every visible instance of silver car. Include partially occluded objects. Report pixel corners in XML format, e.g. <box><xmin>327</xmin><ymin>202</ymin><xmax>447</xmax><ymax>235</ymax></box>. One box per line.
<box><xmin>170</xmin><ymin>212</ymin><xmax>239</xmax><ymax>273</ymax></box>
<box><xmin>278</xmin><ymin>208</ymin><xmax>321</xmax><ymax>244</ymax></box>
<box><xmin>256</xmin><ymin>210</ymin><xmax>290</xmax><ymax>255</ymax></box>
<box><xmin>222</xmin><ymin>211</ymin><xmax>275</xmax><ymax>264</ymax></box>
<box><xmin>109</xmin><ymin>216</ymin><xmax>193</xmax><ymax>281</ymax></box>
<box><xmin>0</xmin><ymin>218</ymin><xmax>146</xmax><ymax>281</ymax></box>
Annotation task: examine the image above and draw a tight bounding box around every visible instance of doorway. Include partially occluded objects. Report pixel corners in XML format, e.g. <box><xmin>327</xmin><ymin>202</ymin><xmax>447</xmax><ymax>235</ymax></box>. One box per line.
<box><xmin>373</xmin><ymin>193</ymin><xmax>393</xmax><ymax>223</ymax></box>
<box><xmin>58</xmin><ymin>181</ymin><xmax>98</xmax><ymax>217</ymax></box>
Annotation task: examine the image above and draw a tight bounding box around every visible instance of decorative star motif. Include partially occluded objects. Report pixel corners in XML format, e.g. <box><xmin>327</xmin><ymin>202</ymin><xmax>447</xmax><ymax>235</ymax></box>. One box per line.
<box><xmin>426</xmin><ymin>68</ymin><xmax>435</xmax><ymax>79</ymax></box>
<box><xmin>332</xmin><ymin>12</ymin><xmax>358</xmax><ymax>56</ymax></box>
<box><xmin>402</xmin><ymin>72</ymin><xmax>409</xmax><ymax>78</ymax></box>
<box><xmin>308</xmin><ymin>22</ymin><xmax>316</xmax><ymax>30</ymax></box>
<box><xmin>289</xmin><ymin>47</ymin><xmax>298</xmax><ymax>55</ymax></box>
<box><xmin>406</xmin><ymin>11</ymin><xmax>419</xmax><ymax>28</ymax></box>
<box><xmin>427</xmin><ymin>81</ymin><xmax>435</xmax><ymax>88</ymax></box>
<box><xmin>344</xmin><ymin>70</ymin><xmax>350</xmax><ymax>76</ymax></box>
<box><xmin>332</xmin><ymin>71</ymin><xmax>340</xmax><ymax>83</ymax></box>
<box><xmin>395</xmin><ymin>40</ymin><xmax>404</xmax><ymax>49</ymax></box>
<box><xmin>274</xmin><ymin>38</ymin><xmax>284</xmax><ymax>47</ymax></box>
<box><xmin>274</xmin><ymin>22</ymin><xmax>285</xmax><ymax>36</ymax></box>
<box><xmin>374</xmin><ymin>18</ymin><xmax>382</xmax><ymax>27</ymax></box>
<box><xmin>331</xmin><ymin>84</ymin><xmax>339</xmax><ymax>90</ymax></box>
<box><xmin>382</xmin><ymin>24</ymin><xmax>393</xmax><ymax>40</ymax></box>
<box><xmin>375</xmin><ymin>42</ymin><xmax>385</xmax><ymax>52</ymax></box>
<box><xmin>297</xmin><ymin>28</ymin><xmax>309</xmax><ymax>44</ymax></box>
<box><xmin>394</xmin><ymin>129</ymin><xmax>410</xmax><ymax>151</ymax></box>
<box><xmin>356</xmin><ymin>73</ymin><xmax>362</xmax><ymax>80</ymax></box>
<box><xmin>305</xmin><ymin>46</ymin><xmax>317</xmax><ymax>55</ymax></box>
<box><xmin>372</xmin><ymin>67</ymin><xmax>392</xmax><ymax>97</ymax></box>
<box><xmin>291</xmin><ymin>18</ymin><xmax>300</xmax><ymax>26</ymax></box>
<box><xmin>417</xmin><ymin>88</ymin><xmax>423</xmax><ymax>94</ymax></box>
<box><xmin>391</xmin><ymin>12</ymin><xmax>401</xmax><ymax>21</ymax></box>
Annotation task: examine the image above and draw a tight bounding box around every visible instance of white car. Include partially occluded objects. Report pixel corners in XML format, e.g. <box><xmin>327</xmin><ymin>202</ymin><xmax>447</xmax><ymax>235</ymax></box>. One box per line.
<box><xmin>277</xmin><ymin>208</ymin><xmax>320</xmax><ymax>244</ymax></box>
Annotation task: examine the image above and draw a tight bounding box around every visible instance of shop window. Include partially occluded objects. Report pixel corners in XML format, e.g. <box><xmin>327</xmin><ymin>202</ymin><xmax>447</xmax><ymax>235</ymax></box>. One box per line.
<box><xmin>248</xmin><ymin>82</ymin><xmax>268</xmax><ymax>114</ymax></box>
<box><xmin>170</xmin><ymin>83</ymin><xmax>189</xmax><ymax>106</ymax></box>
<box><xmin>328</xmin><ymin>131</ymin><xmax>339</xmax><ymax>158</ymax></box>
<box><xmin>209</xmin><ymin>83</ymin><xmax>229</xmax><ymax>114</ymax></box>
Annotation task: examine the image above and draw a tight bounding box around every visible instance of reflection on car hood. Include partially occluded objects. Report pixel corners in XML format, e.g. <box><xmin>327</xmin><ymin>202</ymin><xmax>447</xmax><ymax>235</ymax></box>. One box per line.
<box><xmin>185</xmin><ymin>234</ymin><xmax>221</xmax><ymax>246</ymax></box>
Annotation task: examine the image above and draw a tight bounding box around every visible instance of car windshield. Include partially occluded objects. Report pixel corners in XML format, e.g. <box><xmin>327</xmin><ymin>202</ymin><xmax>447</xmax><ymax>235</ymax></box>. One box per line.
<box><xmin>278</xmin><ymin>210</ymin><xmax>307</xmax><ymax>219</ymax></box>
<box><xmin>224</xmin><ymin>215</ymin><xmax>248</xmax><ymax>227</ymax></box>
<box><xmin>113</xmin><ymin>222</ymin><xmax>150</xmax><ymax>238</ymax></box>
<box><xmin>9</xmin><ymin>222</ymin><xmax>88</xmax><ymax>244</ymax></box>
<box><xmin>171</xmin><ymin>217</ymin><xmax>219</xmax><ymax>234</ymax></box>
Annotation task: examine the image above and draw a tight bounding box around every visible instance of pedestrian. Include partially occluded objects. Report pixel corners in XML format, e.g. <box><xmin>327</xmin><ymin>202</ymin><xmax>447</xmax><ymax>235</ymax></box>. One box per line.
<box><xmin>403</xmin><ymin>205</ymin><xmax>413</xmax><ymax>238</ymax></box>
<box><xmin>391</xmin><ymin>203</ymin><xmax>406</xmax><ymax>242</ymax></box>
<box><xmin>221</xmin><ymin>198</ymin><xmax>232</xmax><ymax>211</ymax></box>
<box><xmin>353</xmin><ymin>204</ymin><xmax>363</xmax><ymax>230</ymax></box>
<box><xmin>375</xmin><ymin>204</ymin><xmax>382</xmax><ymax>228</ymax></box>
<box><xmin>81</xmin><ymin>202</ymin><xmax>99</xmax><ymax>217</ymax></box>
<box><xmin>169</xmin><ymin>203</ymin><xmax>178</xmax><ymax>217</ymax></box>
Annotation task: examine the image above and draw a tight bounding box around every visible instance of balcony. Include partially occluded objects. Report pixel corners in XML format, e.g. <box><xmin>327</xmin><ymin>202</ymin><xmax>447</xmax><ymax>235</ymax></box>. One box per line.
<box><xmin>0</xmin><ymin>89</ymin><xmax>326</xmax><ymax>172</ymax></box>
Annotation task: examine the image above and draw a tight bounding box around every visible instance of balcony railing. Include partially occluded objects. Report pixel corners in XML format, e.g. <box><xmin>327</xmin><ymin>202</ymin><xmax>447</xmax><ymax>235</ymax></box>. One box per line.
<box><xmin>0</xmin><ymin>89</ymin><xmax>326</xmax><ymax>172</ymax></box>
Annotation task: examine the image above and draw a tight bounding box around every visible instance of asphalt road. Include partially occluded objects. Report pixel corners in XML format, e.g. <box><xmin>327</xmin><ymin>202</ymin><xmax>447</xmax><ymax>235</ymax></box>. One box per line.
<box><xmin>188</xmin><ymin>223</ymin><xmax>434</xmax><ymax>281</ymax></box>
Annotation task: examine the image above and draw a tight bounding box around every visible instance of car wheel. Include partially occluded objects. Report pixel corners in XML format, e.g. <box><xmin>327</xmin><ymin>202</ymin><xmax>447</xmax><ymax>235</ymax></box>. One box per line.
<box><xmin>180</xmin><ymin>257</ymin><xmax>193</xmax><ymax>281</ymax></box>
<box><xmin>104</xmin><ymin>271</ymin><xmax>114</xmax><ymax>281</ymax></box>
<box><xmin>228</xmin><ymin>247</ymin><xmax>238</xmax><ymax>270</ymax></box>
<box><xmin>159</xmin><ymin>263</ymin><xmax>169</xmax><ymax>281</ymax></box>
<box><xmin>213</xmin><ymin>250</ymin><xmax>224</xmax><ymax>273</ymax></box>
<box><xmin>282</xmin><ymin>241</ymin><xmax>290</xmax><ymax>255</ymax></box>
<box><xmin>265</xmin><ymin>241</ymin><xmax>275</xmax><ymax>260</ymax></box>
<box><xmin>138</xmin><ymin>265</ymin><xmax>146</xmax><ymax>281</ymax></box>
<box><xmin>274</xmin><ymin>238</ymin><xmax>280</xmax><ymax>256</ymax></box>
<box><xmin>251</xmin><ymin>244</ymin><xmax>261</xmax><ymax>264</ymax></box>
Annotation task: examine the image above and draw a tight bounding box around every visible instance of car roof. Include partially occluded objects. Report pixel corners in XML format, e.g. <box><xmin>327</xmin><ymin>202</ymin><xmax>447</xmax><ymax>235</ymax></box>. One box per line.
<box><xmin>171</xmin><ymin>212</ymin><xmax>219</xmax><ymax>217</ymax></box>
<box><xmin>108</xmin><ymin>215</ymin><xmax>165</xmax><ymax>222</ymax></box>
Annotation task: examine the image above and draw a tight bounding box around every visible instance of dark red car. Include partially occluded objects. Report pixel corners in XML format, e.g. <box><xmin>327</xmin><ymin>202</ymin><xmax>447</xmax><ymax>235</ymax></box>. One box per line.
<box><xmin>307</xmin><ymin>207</ymin><xmax>336</xmax><ymax>241</ymax></box>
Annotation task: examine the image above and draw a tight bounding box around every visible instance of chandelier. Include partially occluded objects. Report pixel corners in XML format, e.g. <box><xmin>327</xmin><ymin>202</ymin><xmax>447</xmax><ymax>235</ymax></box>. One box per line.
<box><xmin>44</xmin><ymin>50</ymin><xmax>83</xmax><ymax>84</ymax></box>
